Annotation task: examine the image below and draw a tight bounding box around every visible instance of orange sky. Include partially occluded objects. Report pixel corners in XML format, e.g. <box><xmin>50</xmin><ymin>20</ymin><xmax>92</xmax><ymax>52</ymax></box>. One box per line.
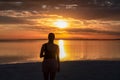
<box><xmin>0</xmin><ymin>30</ymin><xmax>120</xmax><ymax>40</ymax></box>
<box><xmin>0</xmin><ymin>10</ymin><xmax>120</xmax><ymax>40</ymax></box>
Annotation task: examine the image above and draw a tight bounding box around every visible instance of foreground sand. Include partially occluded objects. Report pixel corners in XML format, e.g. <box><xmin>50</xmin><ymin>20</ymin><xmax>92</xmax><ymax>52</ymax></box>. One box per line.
<box><xmin>0</xmin><ymin>60</ymin><xmax>120</xmax><ymax>80</ymax></box>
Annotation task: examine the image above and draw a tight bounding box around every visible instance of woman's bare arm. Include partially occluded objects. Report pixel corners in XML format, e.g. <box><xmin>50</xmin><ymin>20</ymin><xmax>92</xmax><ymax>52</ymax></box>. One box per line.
<box><xmin>40</xmin><ymin>44</ymin><xmax>45</xmax><ymax>58</ymax></box>
<box><xmin>57</xmin><ymin>45</ymin><xmax>60</xmax><ymax>72</ymax></box>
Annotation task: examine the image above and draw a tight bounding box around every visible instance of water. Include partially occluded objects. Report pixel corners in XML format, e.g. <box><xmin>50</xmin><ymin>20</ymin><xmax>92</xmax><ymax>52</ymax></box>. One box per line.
<box><xmin>0</xmin><ymin>40</ymin><xmax>120</xmax><ymax>64</ymax></box>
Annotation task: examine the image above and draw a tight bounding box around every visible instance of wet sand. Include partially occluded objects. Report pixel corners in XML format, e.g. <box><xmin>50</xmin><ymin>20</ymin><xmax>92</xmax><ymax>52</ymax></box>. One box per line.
<box><xmin>0</xmin><ymin>60</ymin><xmax>120</xmax><ymax>80</ymax></box>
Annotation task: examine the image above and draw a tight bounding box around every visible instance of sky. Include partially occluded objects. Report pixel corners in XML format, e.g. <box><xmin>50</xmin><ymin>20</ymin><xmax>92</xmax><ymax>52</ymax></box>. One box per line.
<box><xmin>0</xmin><ymin>1</ymin><xmax>120</xmax><ymax>39</ymax></box>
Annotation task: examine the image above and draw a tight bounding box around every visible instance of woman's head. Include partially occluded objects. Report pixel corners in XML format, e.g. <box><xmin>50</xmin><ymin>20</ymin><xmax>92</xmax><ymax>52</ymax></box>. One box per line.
<box><xmin>48</xmin><ymin>33</ymin><xmax>55</xmax><ymax>41</ymax></box>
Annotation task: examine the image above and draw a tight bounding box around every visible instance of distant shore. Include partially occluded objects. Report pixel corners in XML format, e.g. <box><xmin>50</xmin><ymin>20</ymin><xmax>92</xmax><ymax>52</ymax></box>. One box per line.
<box><xmin>0</xmin><ymin>60</ymin><xmax>120</xmax><ymax>80</ymax></box>
<box><xmin>0</xmin><ymin>38</ymin><xmax>120</xmax><ymax>42</ymax></box>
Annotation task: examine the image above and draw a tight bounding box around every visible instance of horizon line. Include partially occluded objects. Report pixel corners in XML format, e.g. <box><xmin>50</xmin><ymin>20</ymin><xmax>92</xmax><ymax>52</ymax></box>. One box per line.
<box><xmin>0</xmin><ymin>38</ymin><xmax>120</xmax><ymax>41</ymax></box>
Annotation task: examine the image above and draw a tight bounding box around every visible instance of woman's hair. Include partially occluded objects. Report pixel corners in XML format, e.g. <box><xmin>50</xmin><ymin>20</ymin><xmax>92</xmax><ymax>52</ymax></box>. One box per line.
<box><xmin>48</xmin><ymin>33</ymin><xmax>55</xmax><ymax>40</ymax></box>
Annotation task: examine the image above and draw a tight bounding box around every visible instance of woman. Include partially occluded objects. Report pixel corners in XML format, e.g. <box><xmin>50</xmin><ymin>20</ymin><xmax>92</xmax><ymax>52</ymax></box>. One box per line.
<box><xmin>40</xmin><ymin>33</ymin><xmax>60</xmax><ymax>80</ymax></box>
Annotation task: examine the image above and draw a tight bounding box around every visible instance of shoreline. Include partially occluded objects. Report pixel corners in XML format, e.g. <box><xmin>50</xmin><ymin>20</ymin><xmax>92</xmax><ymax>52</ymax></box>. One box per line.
<box><xmin>0</xmin><ymin>60</ymin><xmax>120</xmax><ymax>80</ymax></box>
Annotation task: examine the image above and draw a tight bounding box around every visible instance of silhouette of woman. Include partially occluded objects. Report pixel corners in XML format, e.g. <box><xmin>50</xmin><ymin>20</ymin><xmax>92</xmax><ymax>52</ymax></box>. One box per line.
<box><xmin>40</xmin><ymin>33</ymin><xmax>60</xmax><ymax>80</ymax></box>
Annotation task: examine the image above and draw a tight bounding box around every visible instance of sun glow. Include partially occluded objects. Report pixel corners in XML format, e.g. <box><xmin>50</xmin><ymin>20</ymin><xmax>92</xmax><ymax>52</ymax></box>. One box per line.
<box><xmin>58</xmin><ymin>40</ymin><xmax>66</xmax><ymax>59</ymax></box>
<box><xmin>54</xmin><ymin>19</ymin><xmax>68</xmax><ymax>28</ymax></box>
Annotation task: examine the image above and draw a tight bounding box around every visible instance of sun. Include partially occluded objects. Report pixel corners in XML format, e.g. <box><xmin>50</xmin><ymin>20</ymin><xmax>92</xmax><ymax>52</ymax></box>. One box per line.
<box><xmin>54</xmin><ymin>19</ymin><xmax>68</xmax><ymax>28</ymax></box>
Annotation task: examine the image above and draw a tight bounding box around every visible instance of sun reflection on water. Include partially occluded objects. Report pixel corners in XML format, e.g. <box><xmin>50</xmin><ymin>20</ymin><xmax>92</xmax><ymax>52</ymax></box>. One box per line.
<box><xmin>58</xmin><ymin>40</ymin><xmax>66</xmax><ymax>60</ymax></box>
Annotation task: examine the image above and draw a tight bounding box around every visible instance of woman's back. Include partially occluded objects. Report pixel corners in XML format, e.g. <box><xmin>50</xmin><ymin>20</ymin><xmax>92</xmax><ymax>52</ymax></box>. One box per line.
<box><xmin>43</xmin><ymin>43</ymin><xmax>59</xmax><ymax>59</ymax></box>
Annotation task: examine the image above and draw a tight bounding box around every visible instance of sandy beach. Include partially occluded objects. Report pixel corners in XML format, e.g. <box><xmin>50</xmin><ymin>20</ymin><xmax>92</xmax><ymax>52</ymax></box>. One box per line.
<box><xmin>0</xmin><ymin>60</ymin><xmax>120</xmax><ymax>80</ymax></box>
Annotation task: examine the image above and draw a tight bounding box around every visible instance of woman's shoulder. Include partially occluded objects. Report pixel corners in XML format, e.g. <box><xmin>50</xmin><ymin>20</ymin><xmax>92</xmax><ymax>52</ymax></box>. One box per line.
<box><xmin>54</xmin><ymin>43</ymin><xmax>59</xmax><ymax>47</ymax></box>
<box><xmin>42</xmin><ymin>43</ymin><xmax>48</xmax><ymax>47</ymax></box>
<box><xmin>42</xmin><ymin>43</ymin><xmax>58</xmax><ymax>47</ymax></box>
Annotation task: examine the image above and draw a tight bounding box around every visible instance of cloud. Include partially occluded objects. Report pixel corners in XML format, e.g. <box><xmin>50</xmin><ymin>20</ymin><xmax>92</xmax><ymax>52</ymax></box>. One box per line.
<box><xmin>64</xmin><ymin>28</ymin><xmax>120</xmax><ymax>35</ymax></box>
<box><xmin>0</xmin><ymin>16</ymin><xmax>33</xmax><ymax>24</ymax></box>
<box><xmin>0</xmin><ymin>1</ymin><xmax>120</xmax><ymax>20</ymax></box>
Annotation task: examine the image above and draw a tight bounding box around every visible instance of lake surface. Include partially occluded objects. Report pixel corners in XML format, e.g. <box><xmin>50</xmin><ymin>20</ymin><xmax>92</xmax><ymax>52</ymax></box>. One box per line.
<box><xmin>0</xmin><ymin>40</ymin><xmax>120</xmax><ymax>64</ymax></box>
